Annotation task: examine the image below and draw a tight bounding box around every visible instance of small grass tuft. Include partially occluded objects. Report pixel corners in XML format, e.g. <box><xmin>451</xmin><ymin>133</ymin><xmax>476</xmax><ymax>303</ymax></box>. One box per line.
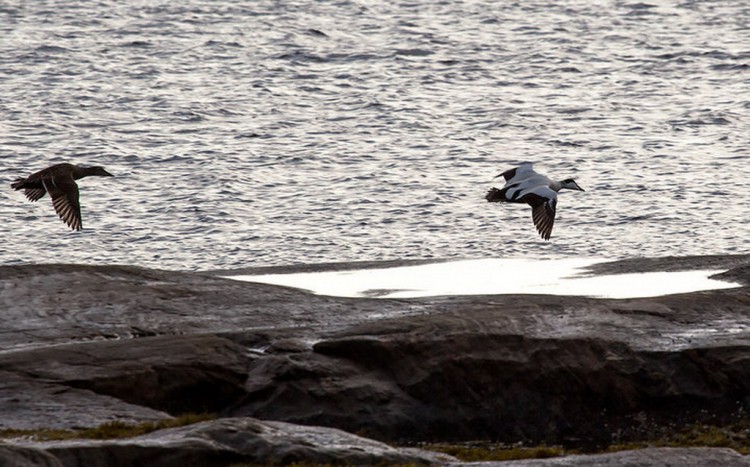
<box><xmin>423</xmin><ymin>442</ymin><xmax>568</xmax><ymax>462</ymax></box>
<box><xmin>420</xmin><ymin>418</ymin><xmax>750</xmax><ymax>462</ymax></box>
<box><xmin>607</xmin><ymin>421</ymin><xmax>750</xmax><ymax>455</ymax></box>
<box><xmin>0</xmin><ymin>428</ymin><xmax>76</xmax><ymax>441</ymax></box>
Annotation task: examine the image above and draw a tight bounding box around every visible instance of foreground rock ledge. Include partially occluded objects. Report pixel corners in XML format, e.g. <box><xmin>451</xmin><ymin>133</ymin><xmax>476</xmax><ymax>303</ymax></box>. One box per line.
<box><xmin>486</xmin><ymin>447</ymin><xmax>750</xmax><ymax>466</ymax></box>
<box><xmin>9</xmin><ymin>417</ymin><xmax>452</xmax><ymax>467</ymax></box>
<box><xmin>0</xmin><ymin>255</ymin><xmax>749</xmax><ymax>465</ymax></box>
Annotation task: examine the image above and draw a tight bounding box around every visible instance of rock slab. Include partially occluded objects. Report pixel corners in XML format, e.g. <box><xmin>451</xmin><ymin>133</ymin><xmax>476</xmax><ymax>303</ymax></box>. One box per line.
<box><xmin>17</xmin><ymin>417</ymin><xmax>453</xmax><ymax>467</ymax></box>
<box><xmin>474</xmin><ymin>447</ymin><xmax>750</xmax><ymax>467</ymax></box>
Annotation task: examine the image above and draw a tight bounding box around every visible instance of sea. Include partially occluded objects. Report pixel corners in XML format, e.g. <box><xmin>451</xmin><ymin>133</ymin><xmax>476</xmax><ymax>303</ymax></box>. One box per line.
<box><xmin>1</xmin><ymin>0</ymin><xmax>749</xmax><ymax>271</ymax></box>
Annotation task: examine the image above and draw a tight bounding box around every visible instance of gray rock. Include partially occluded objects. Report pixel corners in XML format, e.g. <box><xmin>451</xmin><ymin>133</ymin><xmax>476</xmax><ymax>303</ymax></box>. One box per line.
<box><xmin>0</xmin><ymin>263</ymin><xmax>415</xmax><ymax>351</ymax></box>
<box><xmin>17</xmin><ymin>417</ymin><xmax>454</xmax><ymax>467</ymax></box>
<box><xmin>464</xmin><ymin>447</ymin><xmax>750</xmax><ymax>466</ymax></box>
<box><xmin>0</xmin><ymin>256</ymin><xmax>749</xmax><ymax>464</ymax></box>
<box><xmin>0</xmin><ymin>264</ymin><xmax>420</xmax><ymax>429</ymax></box>
<box><xmin>0</xmin><ymin>370</ymin><xmax>170</xmax><ymax>430</ymax></box>
<box><xmin>230</xmin><ymin>285</ymin><xmax>750</xmax><ymax>444</ymax></box>
<box><xmin>0</xmin><ymin>335</ymin><xmax>247</xmax><ymax>428</ymax></box>
<box><xmin>7</xmin><ymin>334</ymin><xmax>245</xmax><ymax>408</ymax></box>
<box><xmin>0</xmin><ymin>443</ymin><xmax>62</xmax><ymax>467</ymax></box>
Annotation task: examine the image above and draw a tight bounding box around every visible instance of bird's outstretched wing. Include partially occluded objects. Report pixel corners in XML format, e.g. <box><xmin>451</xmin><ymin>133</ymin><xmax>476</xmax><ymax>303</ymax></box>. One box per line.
<box><xmin>24</xmin><ymin>188</ymin><xmax>47</xmax><ymax>202</ymax></box>
<box><xmin>42</xmin><ymin>177</ymin><xmax>82</xmax><ymax>231</ymax></box>
<box><xmin>522</xmin><ymin>189</ymin><xmax>557</xmax><ymax>240</ymax></box>
<box><xmin>498</xmin><ymin>162</ymin><xmax>535</xmax><ymax>182</ymax></box>
<box><xmin>12</xmin><ymin>175</ymin><xmax>48</xmax><ymax>201</ymax></box>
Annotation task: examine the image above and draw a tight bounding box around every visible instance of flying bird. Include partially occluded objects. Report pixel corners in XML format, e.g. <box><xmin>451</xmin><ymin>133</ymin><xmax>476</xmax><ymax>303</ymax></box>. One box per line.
<box><xmin>485</xmin><ymin>162</ymin><xmax>584</xmax><ymax>240</ymax></box>
<box><xmin>11</xmin><ymin>163</ymin><xmax>113</xmax><ymax>231</ymax></box>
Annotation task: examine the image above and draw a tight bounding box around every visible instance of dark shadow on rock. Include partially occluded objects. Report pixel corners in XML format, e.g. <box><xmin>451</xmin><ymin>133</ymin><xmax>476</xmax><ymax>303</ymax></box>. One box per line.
<box><xmin>0</xmin><ymin>444</ymin><xmax>63</xmax><ymax>467</ymax></box>
<box><xmin>230</xmin><ymin>327</ymin><xmax>750</xmax><ymax>445</ymax></box>
<box><xmin>0</xmin><ymin>335</ymin><xmax>250</xmax><ymax>419</ymax></box>
<box><xmin>0</xmin><ymin>369</ymin><xmax>170</xmax><ymax>430</ymax></box>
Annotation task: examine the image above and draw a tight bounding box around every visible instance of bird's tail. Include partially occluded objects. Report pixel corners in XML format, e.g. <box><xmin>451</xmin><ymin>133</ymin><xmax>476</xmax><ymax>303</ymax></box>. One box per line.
<box><xmin>10</xmin><ymin>178</ymin><xmax>26</xmax><ymax>190</ymax></box>
<box><xmin>485</xmin><ymin>187</ymin><xmax>506</xmax><ymax>203</ymax></box>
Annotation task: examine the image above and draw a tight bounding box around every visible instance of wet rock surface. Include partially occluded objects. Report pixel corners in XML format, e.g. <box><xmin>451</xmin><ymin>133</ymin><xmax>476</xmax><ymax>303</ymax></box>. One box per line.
<box><xmin>17</xmin><ymin>417</ymin><xmax>452</xmax><ymax>467</ymax></box>
<box><xmin>477</xmin><ymin>447</ymin><xmax>750</xmax><ymax>466</ymax></box>
<box><xmin>0</xmin><ymin>255</ymin><xmax>749</xmax><ymax>465</ymax></box>
<box><xmin>230</xmin><ymin>289</ymin><xmax>750</xmax><ymax>444</ymax></box>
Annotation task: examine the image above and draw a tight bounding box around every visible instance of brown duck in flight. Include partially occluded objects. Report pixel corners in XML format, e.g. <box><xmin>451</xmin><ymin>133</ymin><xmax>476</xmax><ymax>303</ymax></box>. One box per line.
<box><xmin>11</xmin><ymin>163</ymin><xmax>113</xmax><ymax>231</ymax></box>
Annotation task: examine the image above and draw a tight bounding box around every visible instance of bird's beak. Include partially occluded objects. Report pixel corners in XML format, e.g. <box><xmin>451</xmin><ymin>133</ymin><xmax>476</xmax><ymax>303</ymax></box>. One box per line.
<box><xmin>576</xmin><ymin>183</ymin><xmax>585</xmax><ymax>192</ymax></box>
<box><xmin>103</xmin><ymin>170</ymin><xmax>114</xmax><ymax>177</ymax></box>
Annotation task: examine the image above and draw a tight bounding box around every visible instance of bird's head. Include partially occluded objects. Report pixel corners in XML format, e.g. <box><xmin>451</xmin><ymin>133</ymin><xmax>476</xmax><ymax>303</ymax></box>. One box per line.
<box><xmin>561</xmin><ymin>178</ymin><xmax>584</xmax><ymax>191</ymax></box>
<box><xmin>88</xmin><ymin>166</ymin><xmax>114</xmax><ymax>177</ymax></box>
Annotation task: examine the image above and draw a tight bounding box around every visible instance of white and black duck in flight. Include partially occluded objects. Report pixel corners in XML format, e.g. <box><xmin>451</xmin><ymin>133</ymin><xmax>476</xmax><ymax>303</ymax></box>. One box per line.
<box><xmin>485</xmin><ymin>162</ymin><xmax>584</xmax><ymax>240</ymax></box>
<box><xmin>11</xmin><ymin>163</ymin><xmax>113</xmax><ymax>231</ymax></box>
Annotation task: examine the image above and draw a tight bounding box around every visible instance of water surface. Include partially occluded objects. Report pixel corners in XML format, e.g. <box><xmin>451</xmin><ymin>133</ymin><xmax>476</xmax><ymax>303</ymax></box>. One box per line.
<box><xmin>1</xmin><ymin>1</ymin><xmax>749</xmax><ymax>270</ymax></box>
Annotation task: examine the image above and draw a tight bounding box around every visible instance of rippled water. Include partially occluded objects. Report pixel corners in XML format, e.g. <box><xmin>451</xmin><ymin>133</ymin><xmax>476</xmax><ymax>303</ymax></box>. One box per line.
<box><xmin>1</xmin><ymin>1</ymin><xmax>749</xmax><ymax>271</ymax></box>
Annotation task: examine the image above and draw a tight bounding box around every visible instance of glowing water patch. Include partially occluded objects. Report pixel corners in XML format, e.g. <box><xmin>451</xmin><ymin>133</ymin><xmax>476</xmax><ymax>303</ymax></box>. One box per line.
<box><xmin>225</xmin><ymin>259</ymin><xmax>740</xmax><ymax>299</ymax></box>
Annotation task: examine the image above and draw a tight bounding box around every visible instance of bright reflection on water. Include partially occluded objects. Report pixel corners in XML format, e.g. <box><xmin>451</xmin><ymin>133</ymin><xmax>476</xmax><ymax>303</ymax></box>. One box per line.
<box><xmin>227</xmin><ymin>259</ymin><xmax>740</xmax><ymax>299</ymax></box>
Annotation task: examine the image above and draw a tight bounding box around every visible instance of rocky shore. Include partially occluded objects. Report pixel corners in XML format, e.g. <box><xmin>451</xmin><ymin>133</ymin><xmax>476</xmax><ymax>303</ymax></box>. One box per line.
<box><xmin>0</xmin><ymin>254</ymin><xmax>749</xmax><ymax>466</ymax></box>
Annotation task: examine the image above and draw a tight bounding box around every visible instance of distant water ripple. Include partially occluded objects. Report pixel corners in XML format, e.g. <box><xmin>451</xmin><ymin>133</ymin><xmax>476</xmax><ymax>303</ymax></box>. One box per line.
<box><xmin>1</xmin><ymin>1</ymin><xmax>749</xmax><ymax>270</ymax></box>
